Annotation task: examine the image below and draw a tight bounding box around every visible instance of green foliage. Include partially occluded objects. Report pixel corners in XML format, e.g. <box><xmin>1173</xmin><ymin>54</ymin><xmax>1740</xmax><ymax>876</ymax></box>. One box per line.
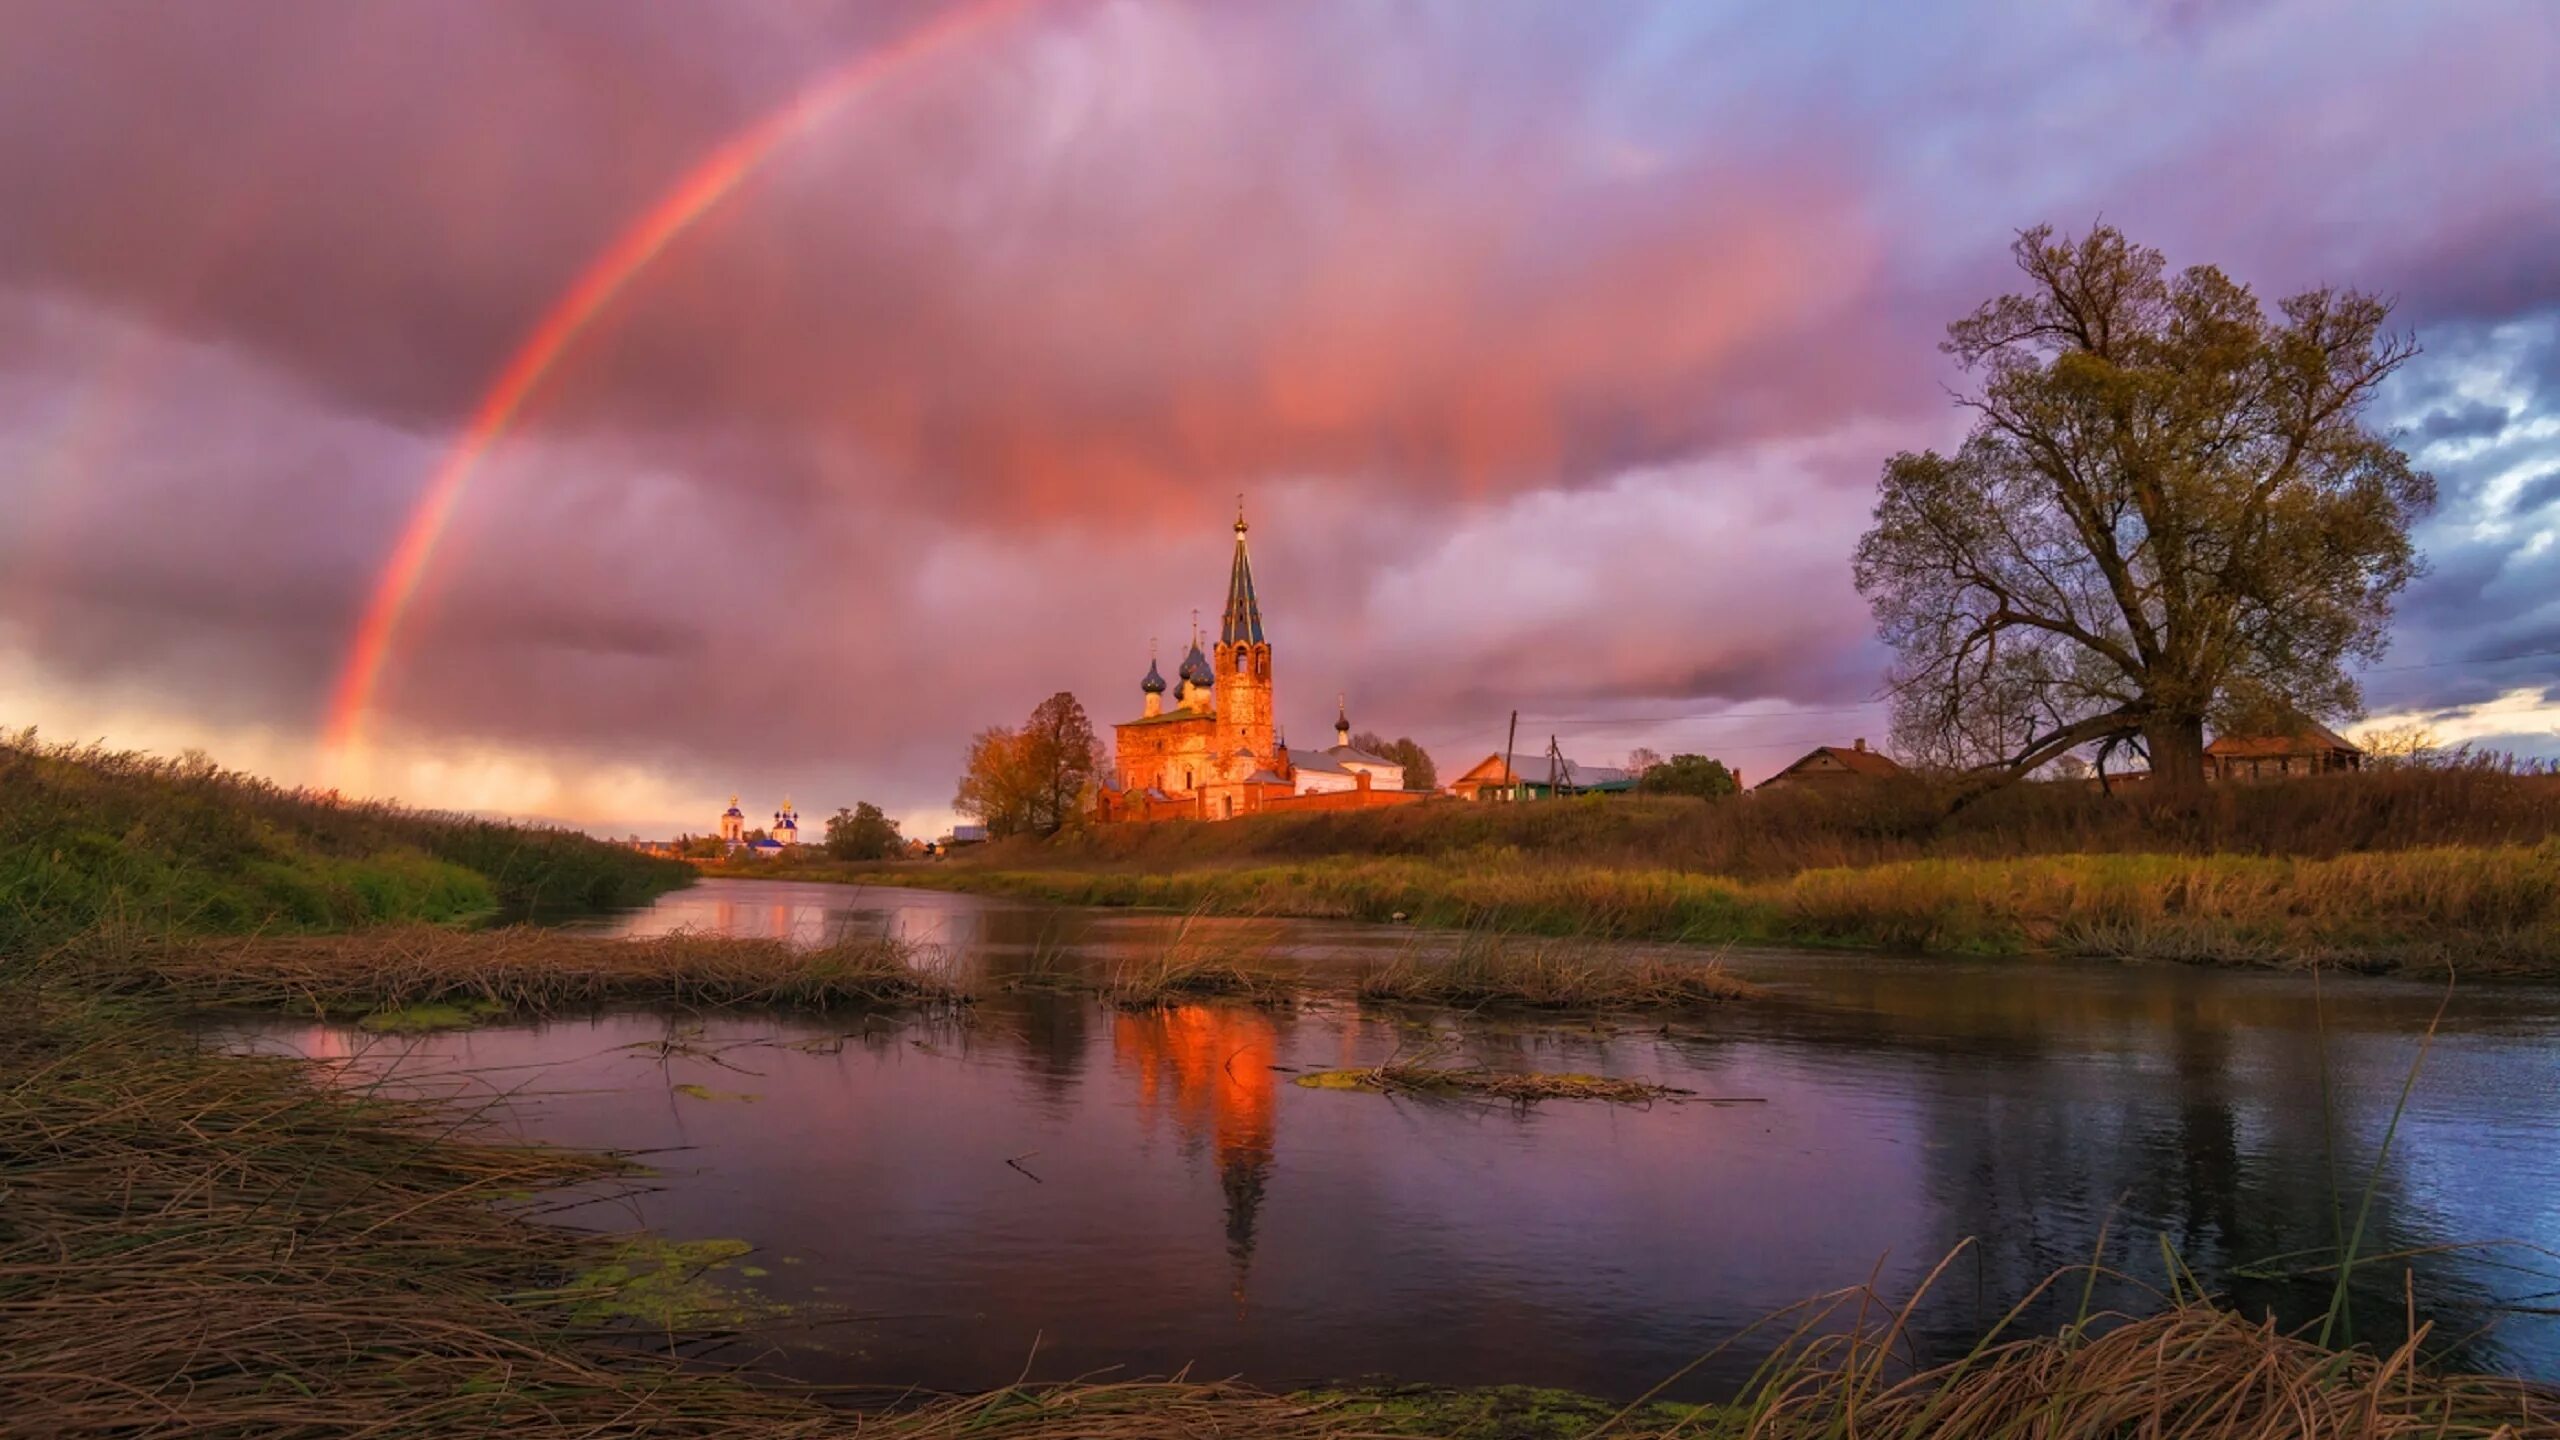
<box><xmin>954</xmin><ymin>691</ymin><xmax>1103</xmax><ymax>838</ymax></box>
<box><xmin>0</xmin><ymin>731</ymin><xmax>690</xmax><ymax>949</ymax></box>
<box><xmin>824</xmin><ymin>801</ymin><xmax>903</xmax><ymax>860</ymax></box>
<box><xmin>1349</xmin><ymin>730</ymin><xmax>1438</xmax><ymax>790</ymax></box>
<box><xmin>1638</xmin><ymin>753</ymin><xmax>1739</xmax><ymax>799</ymax></box>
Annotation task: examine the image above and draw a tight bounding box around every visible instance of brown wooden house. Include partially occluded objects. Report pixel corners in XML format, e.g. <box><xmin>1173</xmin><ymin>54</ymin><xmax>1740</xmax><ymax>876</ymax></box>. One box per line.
<box><xmin>2204</xmin><ymin>722</ymin><xmax>2364</xmax><ymax>780</ymax></box>
<box><xmin>1753</xmin><ymin>739</ymin><xmax>1905</xmax><ymax>791</ymax></box>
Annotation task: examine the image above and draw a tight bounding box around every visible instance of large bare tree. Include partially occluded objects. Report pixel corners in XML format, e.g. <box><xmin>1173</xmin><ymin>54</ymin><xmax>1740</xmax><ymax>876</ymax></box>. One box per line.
<box><xmin>1854</xmin><ymin>226</ymin><xmax>2434</xmax><ymax>787</ymax></box>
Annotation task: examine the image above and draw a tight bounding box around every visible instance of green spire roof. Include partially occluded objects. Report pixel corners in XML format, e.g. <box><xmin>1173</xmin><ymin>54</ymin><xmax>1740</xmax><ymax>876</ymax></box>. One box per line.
<box><xmin>1221</xmin><ymin>510</ymin><xmax>1264</xmax><ymax>646</ymax></box>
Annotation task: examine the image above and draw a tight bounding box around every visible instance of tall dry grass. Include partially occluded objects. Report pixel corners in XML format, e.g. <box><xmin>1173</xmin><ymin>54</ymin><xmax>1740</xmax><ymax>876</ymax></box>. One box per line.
<box><xmin>62</xmin><ymin>924</ymin><xmax>968</xmax><ymax>1019</ymax></box>
<box><xmin>901</xmin><ymin>840</ymin><xmax>2560</xmax><ymax>973</ymax></box>
<box><xmin>1357</xmin><ymin>931</ymin><xmax>1759</xmax><ymax>1008</ymax></box>
<box><xmin>970</xmin><ymin>759</ymin><xmax>2560</xmax><ymax>880</ymax></box>
<box><xmin>1722</xmin><ymin>1274</ymin><xmax>2560</xmax><ymax>1438</ymax></box>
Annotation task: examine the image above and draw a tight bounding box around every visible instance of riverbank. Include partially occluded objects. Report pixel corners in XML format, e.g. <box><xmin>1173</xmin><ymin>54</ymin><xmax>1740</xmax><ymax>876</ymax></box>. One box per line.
<box><xmin>774</xmin><ymin>841</ymin><xmax>2560</xmax><ymax>976</ymax></box>
<box><xmin>0</xmin><ymin>734</ymin><xmax>691</xmax><ymax>948</ymax></box>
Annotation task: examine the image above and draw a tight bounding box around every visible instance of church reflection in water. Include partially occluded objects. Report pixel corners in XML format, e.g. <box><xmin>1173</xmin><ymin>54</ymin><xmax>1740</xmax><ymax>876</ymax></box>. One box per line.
<box><xmin>1109</xmin><ymin>1003</ymin><xmax>1280</xmax><ymax>1303</ymax></box>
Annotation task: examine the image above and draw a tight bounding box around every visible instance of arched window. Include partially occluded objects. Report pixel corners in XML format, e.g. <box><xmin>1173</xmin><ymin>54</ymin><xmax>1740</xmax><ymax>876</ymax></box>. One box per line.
<box><xmin>1184</xmin><ymin>769</ymin><xmax>1194</xmax><ymax>790</ymax></box>
<box><xmin>1223</xmin><ymin>796</ymin><xmax>1235</xmax><ymax>819</ymax></box>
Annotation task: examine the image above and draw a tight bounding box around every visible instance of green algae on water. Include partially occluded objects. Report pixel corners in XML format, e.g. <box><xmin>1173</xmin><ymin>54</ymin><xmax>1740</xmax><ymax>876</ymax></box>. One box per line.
<box><xmin>1294</xmin><ymin>1064</ymin><xmax>1685</xmax><ymax>1105</ymax></box>
<box><xmin>554</xmin><ymin>1237</ymin><xmax>787</xmax><ymax>1330</ymax></box>
<box><xmin>355</xmin><ymin>997</ymin><xmax>508</xmax><ymax>1033</ymax></box>
<box><xmin>1295</xmin><ymin>1384</ymin><xmax>1719</xmax><ymax>1439</ymax></box>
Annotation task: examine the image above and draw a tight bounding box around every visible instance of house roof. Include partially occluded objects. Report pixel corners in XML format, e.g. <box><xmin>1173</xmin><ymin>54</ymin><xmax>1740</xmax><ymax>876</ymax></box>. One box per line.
<box><xmin>1455</xmin><ymin>752</ymin><xmax>1629</xmax><ymax>787</ymax></box>
<box><xmin>1287</xmin><ymin>748</ymin><xmax>1351</xmax><ymax>775</ymax></box>
<box><xmin>1118</xmin><ymin>708</ymin><xmax>1215</xmax><ymax>729</ymax></box>
<box><xmin>1758</xmin><ymin>744</ymin><xmax>1905</xmax><ymax>786</ymax></box>
<box><xmin>2205</xmin><ymin>721</ymin><xmax>2362</xmax><ymax>758</ymax></box>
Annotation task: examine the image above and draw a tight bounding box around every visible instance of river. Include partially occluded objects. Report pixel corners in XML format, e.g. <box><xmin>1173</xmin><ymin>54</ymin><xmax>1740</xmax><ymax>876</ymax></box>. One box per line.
<box><xmin>218</xmin><ymin>877</ymin><xmax>2560</xmax><ymax>1399</ymax></box>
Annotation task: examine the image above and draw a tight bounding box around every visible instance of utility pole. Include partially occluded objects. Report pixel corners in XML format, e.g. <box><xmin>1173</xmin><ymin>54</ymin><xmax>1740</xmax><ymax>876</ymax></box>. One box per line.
<box><xmin>1547</xmin><ymin>734</ymin><xmax>1567</xmax><ymax>797</ymax></box>
<box><xmin>1501</xmin><ymin>710</ymin><xmax>1518</xmax><ymax>802</ymax></box>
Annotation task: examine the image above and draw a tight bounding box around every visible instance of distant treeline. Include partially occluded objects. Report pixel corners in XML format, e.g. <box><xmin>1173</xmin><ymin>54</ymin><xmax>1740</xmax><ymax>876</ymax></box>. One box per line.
<box><xmin>990</xmin><ymin>757</ymin><xmax>2560</xmax><ymax>879</ymax></box>
<box><xmin>0</xmin><ymin>732</ymin><xmax>690</xmax><ymax>948</ymax></box>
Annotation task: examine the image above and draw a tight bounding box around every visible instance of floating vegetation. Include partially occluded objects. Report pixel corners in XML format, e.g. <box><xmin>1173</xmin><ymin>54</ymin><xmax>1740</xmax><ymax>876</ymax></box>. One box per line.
<box><xmin>1099</xmin><ymin>950</ymin><xmax>1292</xmax><ymax>1008</ymax></box>
<box><xmin>1295</xmin><ymin>1062</ymin><xmax>1687</xmax><ymax>1105</ymax></box>
<box><xmin>1357</xmin><ymin>933</ymin><xmax>1759</xmax><ymax>1010</ymax></box>
<box><xmin>1080</xmin><ymin>908</ymin><xmax>1294</xmax><ymax>1008</ymax></box>
<box><xmin>669</xmin><ymin>1083</ymin><xmax>760</xmax><ymax>1104</ymax></box>
<box><xmin>1293</xmin><ymin>1384</ymin><xmax>1716</xmax><ymax>1439</ymax></box>
<box><xmin>549</xmin><ymin>1237</ymin><xmax>784</xmax><ymax>1331</ymax></box>
<box><xmin>76</xmin><ymin>924</ymin><xmax>970</xmax><ymax>1018</ymax></box>
<box><xmin>356</xmin><ymin>997</ymin><xmax>510</xmax><ymax>1033</ymax></box>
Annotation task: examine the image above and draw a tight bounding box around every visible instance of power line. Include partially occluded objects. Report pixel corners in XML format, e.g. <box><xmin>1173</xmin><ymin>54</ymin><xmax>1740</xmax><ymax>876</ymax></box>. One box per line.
<box><xmin>1517</xmin><ymin>700</ymin><xmax>1886</xmax><ymax>729</ymax></box>
<box><xmin>2364</xmin><ymin>644</ymin><xmax>2560</xmax><ymax>675</ymax></box>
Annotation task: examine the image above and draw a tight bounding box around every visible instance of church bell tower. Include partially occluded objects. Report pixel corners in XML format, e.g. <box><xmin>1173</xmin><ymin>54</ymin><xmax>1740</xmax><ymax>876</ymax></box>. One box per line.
<box><xmin>1215</xmin><ymin>504</ymin><xmax>1274</xmax><ymax>764</ymax></box>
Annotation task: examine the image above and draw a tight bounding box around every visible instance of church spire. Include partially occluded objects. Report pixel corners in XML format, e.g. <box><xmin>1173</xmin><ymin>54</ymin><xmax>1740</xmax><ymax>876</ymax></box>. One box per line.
<box><xmin>1222</xmin><ymin>498</ymin><xmax>1264</xmax><ymax>645</ymax></box>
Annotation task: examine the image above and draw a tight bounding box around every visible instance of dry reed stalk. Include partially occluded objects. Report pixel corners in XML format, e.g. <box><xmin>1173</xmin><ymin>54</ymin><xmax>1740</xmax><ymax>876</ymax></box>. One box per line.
<box><xmin>1739</xmin><ymin>1300</ymin><xmax>2560</xmax><ymax>1438</ymax></box>
<box><xmin>1357</xmin><ymin>935</ymin><xmax>1759</xmax><ymax>1010</ymax></box>
<box><xmin>1298</xmin><ymin>1062</ymin><xmax>1688</xmax><ymax>1105</ymax></box>
<box><xmin>75</xmin><ymin>923</ymin><xmax>968</xmax><ymax>1019</ymax></box>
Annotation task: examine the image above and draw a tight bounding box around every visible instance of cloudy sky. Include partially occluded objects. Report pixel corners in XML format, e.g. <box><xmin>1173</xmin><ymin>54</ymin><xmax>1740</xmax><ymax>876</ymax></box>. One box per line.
<box><xmin>1</xmin><ymin>0</ymin><xmax>2554</xmax><ymax>837</ymax></box>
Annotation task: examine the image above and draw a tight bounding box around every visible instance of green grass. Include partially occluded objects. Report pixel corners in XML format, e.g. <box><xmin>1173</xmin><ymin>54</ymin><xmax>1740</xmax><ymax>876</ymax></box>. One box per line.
<box><xmin>0</xmin><ymin>731</ymin><xmax>690</xmax><ymax>950</ymax></box>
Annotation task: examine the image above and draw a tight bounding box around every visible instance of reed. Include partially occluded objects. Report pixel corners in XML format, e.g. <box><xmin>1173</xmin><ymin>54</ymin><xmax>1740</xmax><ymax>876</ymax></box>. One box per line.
<box><xmin>1722</xmin><ymin>1270</ymin><xmax>2560</xmax><ymax>1439</ymax></box>
<box><xmin>1095</xmin><ymin>911</ymin><xmax>1292</xmax><ymax>1007</ymax></box>
<box><xmin>908</xmin><ymin>839</ymin><xmax>2560</xmax><ymax>974</ymax></box>
<box><xmin>1297</xmin><ymin>1062</ymin><xmax>1688</xmax><ymax>1104</ymax></box>
<box><xmin>1358</xmin><ymin>932</ymin><xmax>1760</xmax><ymax>1008</ymax></box>
<box><xmin>60</xmin><ymin>923</ymin><xmax>968</xmax><ymax>1020</ymax></box>
<box><xmin>0</xmin><ymin>990</ymin><xmax>852</xmax><ymax>1438</ymax></box>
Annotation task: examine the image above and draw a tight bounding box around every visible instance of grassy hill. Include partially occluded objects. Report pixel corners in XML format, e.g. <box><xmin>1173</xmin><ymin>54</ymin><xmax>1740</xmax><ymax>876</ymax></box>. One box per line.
<box><xmin>0</xmin><ymin>733</ymin><xmax>689</xmax><ymax>949</ymax></box>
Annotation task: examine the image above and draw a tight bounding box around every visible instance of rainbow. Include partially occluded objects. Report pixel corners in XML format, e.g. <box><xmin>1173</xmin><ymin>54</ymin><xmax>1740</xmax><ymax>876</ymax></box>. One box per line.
<box><xmin>322</xmin><ymin>0</ymin><xmax>1032</xmax><ymax>774</ymax></box>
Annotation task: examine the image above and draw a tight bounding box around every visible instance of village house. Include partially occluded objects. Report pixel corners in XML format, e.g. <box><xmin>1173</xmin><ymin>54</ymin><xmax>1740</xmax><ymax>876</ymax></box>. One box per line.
<box><xmin>1447</xmin><ymin>751</ymin><xmax>1633</xmax><ymax>801</ymax></box>
<box><xmin>1753</xmin><ymin>739</ymin><xmax>1905</xmax><ymax>791</ymax></box>
<box><xmin>2205</xmin><ymin>722</ymin><xmax>2365</xmax><ymax>780</ymax></box>
<box><xmin>1094</xmin><ymin>510</ymin><xmax>1422</xmax><ymax>823</ymax></box>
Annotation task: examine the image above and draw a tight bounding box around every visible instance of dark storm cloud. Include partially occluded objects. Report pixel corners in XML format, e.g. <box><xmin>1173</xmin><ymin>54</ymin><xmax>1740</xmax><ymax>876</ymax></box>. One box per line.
<box><xmin>2419</xmin><ymin>401</ymin><xmax>2514</xmax><ymax>446</ymax></box>
<box><xmin>2512</xmin><ymin>471</ymin><xmax>2560</xmax><ymax>517</ymax></box>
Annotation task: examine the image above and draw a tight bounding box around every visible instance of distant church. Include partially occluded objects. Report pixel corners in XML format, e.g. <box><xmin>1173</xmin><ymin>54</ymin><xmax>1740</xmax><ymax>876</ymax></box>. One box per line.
<box><xmin>717</xmin><ymin>795</ymin><xmax>799</xmax><ymax>857</ymax></box>
<box><xmin>1095</xmin><ymin>509</ymin><xmax>1422</xmax><ymax>823</ymax></box>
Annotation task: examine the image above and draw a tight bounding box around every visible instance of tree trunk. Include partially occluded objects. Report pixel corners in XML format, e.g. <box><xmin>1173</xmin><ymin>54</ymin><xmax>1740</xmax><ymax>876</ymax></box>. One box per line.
<box><xmin>2145</xmin><ymin>713</ymin><xmax>2208</xmax><ymax>789</ymax></box>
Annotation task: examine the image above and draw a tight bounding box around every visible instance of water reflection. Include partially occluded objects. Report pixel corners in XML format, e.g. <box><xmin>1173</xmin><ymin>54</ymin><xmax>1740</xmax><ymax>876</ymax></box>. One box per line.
<box><xmin>1111</xmin><ymin>1004</ymin><xmax>1279</xmax><ymax>1303</ymax></box>
<box><xmin>209</xmin><ymin>878</ymin><xmax>2560</xmax><ymax>1397</ymax></box>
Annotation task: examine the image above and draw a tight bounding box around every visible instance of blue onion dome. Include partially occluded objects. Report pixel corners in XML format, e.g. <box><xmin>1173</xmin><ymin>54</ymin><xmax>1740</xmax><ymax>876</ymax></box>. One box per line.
<box><xmin>1179</xmin><ymin>642</ymin><xmax>1212</xmax><ymax>686</ymax></box>
<box><xmin>1142</xmin><ymin>657</ymin><xmax>1167</xmax><ymax>694</ymax></box>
